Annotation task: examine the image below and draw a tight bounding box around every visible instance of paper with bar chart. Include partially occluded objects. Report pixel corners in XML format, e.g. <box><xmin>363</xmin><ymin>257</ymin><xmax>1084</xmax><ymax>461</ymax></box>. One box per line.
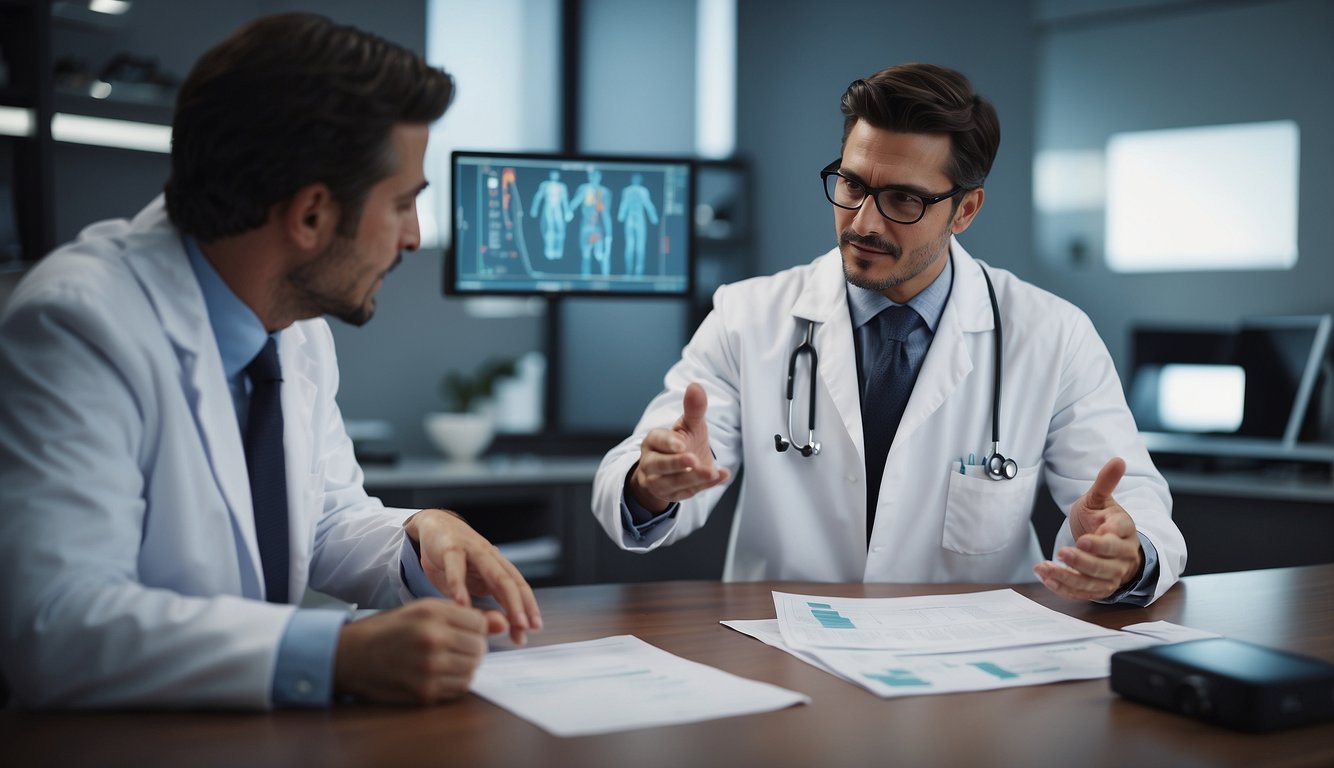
<box><xmin>728</xmin><ymin>595</ymin><xmax>1222</xmax><ymax>698</ymax></box>
<box><xmin>470</xmin><ymin>635</ymin><xmax>809</xmax><ymax>737</ymax></box>
<box><xmin>773</xmin><ymin>589</ymin><xmax>1122</xmax><ymax>654</ymax></box>
<box><xmin>723</xmin><ymin>617</ymin><xmax>1165</xmax><ymax>697</ymax></box>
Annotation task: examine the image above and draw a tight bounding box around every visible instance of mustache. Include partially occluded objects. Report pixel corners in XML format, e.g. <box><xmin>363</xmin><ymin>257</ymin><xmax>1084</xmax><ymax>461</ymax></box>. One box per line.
<box><xmin>839</xmin><ymin>230</ymin><xmax>900</xmax><ymax>257</ymax></box>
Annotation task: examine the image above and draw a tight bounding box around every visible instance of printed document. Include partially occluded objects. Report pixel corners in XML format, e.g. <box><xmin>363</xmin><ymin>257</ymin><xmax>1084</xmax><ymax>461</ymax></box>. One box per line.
<box><xmin>773</xmin><ymin>588</ymin><xmax>1121</xmax><ymax>654</ymax></box>
<box><xmin>471</xmin><ymin>635</ymin><xmax>810</xmax><ymax>737</ymax></box>
<box><xmin>723</xmin><ymin>616</ymin><xmax>1221</xmax><ymax>699</ymax></box>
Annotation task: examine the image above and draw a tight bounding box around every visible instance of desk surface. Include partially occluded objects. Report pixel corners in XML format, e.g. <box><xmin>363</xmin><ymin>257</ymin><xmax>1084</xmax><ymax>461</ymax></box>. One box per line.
<box><xmin>5</xmin><ymin>565</ymin><xmax>1334</xmax><ymax>768</ymax></box>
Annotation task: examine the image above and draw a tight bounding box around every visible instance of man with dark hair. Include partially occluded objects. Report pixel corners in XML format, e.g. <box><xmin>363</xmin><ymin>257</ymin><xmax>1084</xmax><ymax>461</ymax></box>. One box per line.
<box><xmin>0</xmin><ymin>14</ymin><xmax>540</xmax><ymax>710</ymax></box>
<box><xmin>592</xmin><ymin>63</ymin><xmax>1187</xmax><ymax>605</ymax></box>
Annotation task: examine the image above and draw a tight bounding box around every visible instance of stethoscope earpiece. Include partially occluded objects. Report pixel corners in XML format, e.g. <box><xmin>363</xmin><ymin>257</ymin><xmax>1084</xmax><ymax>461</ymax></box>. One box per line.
<box><xmin>774</xmin><ymin>434</ymin><xmax>789</xmax><ymax>453</ymax></box>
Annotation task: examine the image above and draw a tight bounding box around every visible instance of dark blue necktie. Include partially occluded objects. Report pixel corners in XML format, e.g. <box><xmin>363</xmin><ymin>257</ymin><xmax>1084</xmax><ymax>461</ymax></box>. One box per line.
<box><xmin>244</xmin><ymin>337</ymin><xmax>289</xmax><ymax>604</ymax></box>
<box><xmin>862</xmin><ymin>306</ymin><xmax>924</xmax><ymax>544</ymax></box>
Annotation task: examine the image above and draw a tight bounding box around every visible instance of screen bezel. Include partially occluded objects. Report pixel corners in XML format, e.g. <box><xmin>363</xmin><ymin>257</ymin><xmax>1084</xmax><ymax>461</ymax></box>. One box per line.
<box><xmin>1238</xmin><ymin>314</ymin><xmax>1332</xmax><ymax>446</ymax></box>
<box><xmin>446</xmin><ymin>149</ymin><xmax>696</xmax><ymax>299</ymax></box>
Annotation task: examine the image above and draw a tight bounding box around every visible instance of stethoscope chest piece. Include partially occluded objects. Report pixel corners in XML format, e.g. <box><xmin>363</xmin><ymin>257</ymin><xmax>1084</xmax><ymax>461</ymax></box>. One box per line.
<box><xmin>986</xmin><ymin>449</ymin><xmax>1018</xmax><ymax>481</ymax></box>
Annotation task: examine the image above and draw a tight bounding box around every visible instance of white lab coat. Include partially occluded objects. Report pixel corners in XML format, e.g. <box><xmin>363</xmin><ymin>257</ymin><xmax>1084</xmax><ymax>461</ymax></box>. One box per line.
<box><xmin>593</xmin><ymin>240</ymin><xmax>1186</xmax><ymax>600</ymax></box>
<box><xmin>0</xmin><ymin>199</ymin><xmax>416</xmax><ymax>709</ymax></box>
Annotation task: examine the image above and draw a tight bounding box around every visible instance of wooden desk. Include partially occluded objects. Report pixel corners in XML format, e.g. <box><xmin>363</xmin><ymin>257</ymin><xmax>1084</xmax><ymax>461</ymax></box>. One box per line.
<box><xmin>5</xmin><ymin>565</ymin><xmax>1333</xmax><ymax>768</ymax></box>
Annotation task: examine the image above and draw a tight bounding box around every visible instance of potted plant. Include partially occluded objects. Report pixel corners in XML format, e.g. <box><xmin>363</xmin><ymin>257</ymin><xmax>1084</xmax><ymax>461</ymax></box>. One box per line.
<box><xmin>424</xmin><ymin>358</ymin><xmax>516</xmax><ymax>462</ymax></box>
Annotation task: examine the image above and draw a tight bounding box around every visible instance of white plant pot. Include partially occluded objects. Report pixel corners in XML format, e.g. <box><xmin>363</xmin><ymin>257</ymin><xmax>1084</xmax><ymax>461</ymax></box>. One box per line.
<box><xmin>423</xmin><ymin>411</ymin><xmax>495</xmax><ymax>462</ymax></box>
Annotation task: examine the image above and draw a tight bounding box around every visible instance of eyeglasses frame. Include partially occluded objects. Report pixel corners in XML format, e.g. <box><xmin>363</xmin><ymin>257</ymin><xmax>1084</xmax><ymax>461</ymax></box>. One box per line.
<box><xmin>820</xmin><ymin>159</ymin><xmax>967</xmax><ymax>225</ymax></box>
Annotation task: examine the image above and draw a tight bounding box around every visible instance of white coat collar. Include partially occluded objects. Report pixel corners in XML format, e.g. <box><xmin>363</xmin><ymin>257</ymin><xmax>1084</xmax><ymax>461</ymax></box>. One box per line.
<box><xmin>118</xmin><ymin>197</ymin><xmax>322</xmax><ymax>599</ymax></box>
<box><xmin>117</xmin><ymin>198</ymin><xmax>263</xmax><ymax>590</ymax></box>
<box><xmin>783</xmin><ymin>236</ymin><xmax>997</xmax><ymax>470</ymax></box>
<box><xmin>787</xmin><ymin>236</ymin><xmax>994</xmax><ymax>331</ymax></box>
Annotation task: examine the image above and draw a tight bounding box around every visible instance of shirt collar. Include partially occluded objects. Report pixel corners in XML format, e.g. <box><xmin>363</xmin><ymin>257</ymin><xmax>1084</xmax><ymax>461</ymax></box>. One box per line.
<box><xmin>183</xmin><ymin>235</ymin><xmax>269</xmax><ymax>380</ymax></box>
<box><xmin>846</xmin><ymin>248</ymin><xmax>954</xmax><ymax>332</ymax></box>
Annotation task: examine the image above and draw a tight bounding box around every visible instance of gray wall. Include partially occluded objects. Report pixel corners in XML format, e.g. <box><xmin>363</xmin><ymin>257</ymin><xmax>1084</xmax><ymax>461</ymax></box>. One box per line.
<box><xmin>41</xmin><ymin>0</ymin><xmax>545</xmax><ymax>457</ymax></box>
<box><xmin>558</xmin><ymin>0</ymin><xmax>698</xmax><ymax>435</ymax></box>
<box><xmin>14</xmin><ymin>0</ymin><xmax>1334</xmax><ymax>457</ymax></box>
<box><xmin>1030</xmin><ymin>0</ymin><xmax>1334</xmax><ymax>370</ymax></box>
<box><xmin>736</xmin><ymin>0</ymin><xmax>1333</xmax><ymax>386</ymax></box>
<box><xmin>737</xmin><ymin>0</ymin><xmax>1037</xmax><ymax>277</ymax></box>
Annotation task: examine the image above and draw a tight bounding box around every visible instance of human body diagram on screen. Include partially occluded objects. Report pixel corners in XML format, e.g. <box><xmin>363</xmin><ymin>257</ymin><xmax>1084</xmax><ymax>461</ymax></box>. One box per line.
<box><xmin>567</xmin><ymin>168</ymin><xmax>614</xmax><ymax>277</ymax></box>
<box><xmin>461</xmin><ymin>159</ymin><xmax>685</xmax><ymax>290</ymax></box>
<box><xmin>617</xmin><ymin>173</ymin><xmax>660</xmax><ymax>276</ymax></box>
<box><xmin>530</xmin><ymin>170</ymin><xmax>571</xmax><ymax>261</ymax></box>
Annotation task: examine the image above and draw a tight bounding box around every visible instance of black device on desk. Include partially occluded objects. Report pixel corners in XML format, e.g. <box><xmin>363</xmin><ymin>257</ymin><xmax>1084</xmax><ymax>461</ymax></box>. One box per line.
<box><xmin>1111</xmin><ymin>638</ymin><xmax>1334</xmax><ymax>732</ymax></box>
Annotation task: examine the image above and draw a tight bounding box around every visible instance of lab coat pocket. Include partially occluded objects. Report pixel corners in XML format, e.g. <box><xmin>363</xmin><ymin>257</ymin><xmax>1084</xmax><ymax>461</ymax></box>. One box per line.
<box><xmin>942</xmin><ymin>463</ymin><xmax>1040</xmax><ymax>555</ymax></box>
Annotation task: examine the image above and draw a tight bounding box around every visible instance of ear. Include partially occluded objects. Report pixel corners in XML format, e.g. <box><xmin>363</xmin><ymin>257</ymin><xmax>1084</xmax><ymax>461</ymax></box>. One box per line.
<box><xmin>949</xmin><ymin>187</ymin><xmax>985</xmax><ymax>235</ymax></box>
<box><xmin>278</xmin><ymin>183</ymin><xmax>338</xmax><ymax>252</ymax></box>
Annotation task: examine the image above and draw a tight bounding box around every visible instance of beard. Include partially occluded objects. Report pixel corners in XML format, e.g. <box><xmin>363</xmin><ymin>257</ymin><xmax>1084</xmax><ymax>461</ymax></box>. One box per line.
<box><xmin>287</xmin><ymin>236</ymin><xmax>394</xmax><ymax>327</ymax></box>
<box><xmin>839</xmin><ymin>218</ymin><xmax>954</xmax><ymax>294</ymax></box>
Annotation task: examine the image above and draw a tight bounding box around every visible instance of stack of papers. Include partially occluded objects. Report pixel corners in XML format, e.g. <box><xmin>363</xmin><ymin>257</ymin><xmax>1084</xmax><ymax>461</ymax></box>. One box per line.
<box><xmin>722</xmin><ymin>589</ymin><xmax>1219</xmax><ymax>698</ymax></box>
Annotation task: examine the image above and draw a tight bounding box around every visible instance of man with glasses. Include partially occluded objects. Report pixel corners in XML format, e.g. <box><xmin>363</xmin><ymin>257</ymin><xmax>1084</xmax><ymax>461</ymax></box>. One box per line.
<box><xmin>592</xmin><ymin>63</ymin><xmax>1186</xmax><ymax>605</ymax></box>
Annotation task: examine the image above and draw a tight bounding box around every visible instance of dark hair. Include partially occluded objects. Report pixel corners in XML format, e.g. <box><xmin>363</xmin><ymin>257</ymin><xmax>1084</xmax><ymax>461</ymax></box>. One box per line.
<box><xmin>840</xmin><ymin>63</ymin><xmax>999</xmax><ymax>190</ymax></box>
<box><xmin>164</xmin><ymin>13</ymin><xmax>455</xmax><ymax>241</ymax></box>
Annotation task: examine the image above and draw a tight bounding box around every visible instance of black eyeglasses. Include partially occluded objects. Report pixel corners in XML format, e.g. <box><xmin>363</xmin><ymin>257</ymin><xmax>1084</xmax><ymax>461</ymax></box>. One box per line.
<box><xmin>820</xmin><ymin>159</ymin><xmax>965</xmax><ymax>225</ymax></box>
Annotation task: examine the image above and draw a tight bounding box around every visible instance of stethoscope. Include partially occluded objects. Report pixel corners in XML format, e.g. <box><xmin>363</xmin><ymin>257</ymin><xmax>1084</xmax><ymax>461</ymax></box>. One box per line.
<box><xmin>774</xmin><ymin>264</ymin><xmax>1019</xmax><ymax>481</ymax></box>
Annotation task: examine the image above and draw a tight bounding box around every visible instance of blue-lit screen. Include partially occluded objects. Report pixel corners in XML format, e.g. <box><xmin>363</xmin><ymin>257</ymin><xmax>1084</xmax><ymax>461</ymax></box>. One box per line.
<box><xmin>449</xmin><ymin>151</ymin><xmax>693</xmax><ymax>296</ymax></box>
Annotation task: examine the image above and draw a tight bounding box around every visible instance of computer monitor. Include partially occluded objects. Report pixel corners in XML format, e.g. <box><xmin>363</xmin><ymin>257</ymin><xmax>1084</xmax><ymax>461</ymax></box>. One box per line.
<box><xmin>1235</xmin><ymin>315</ymin><xmax>1331</xmax><ymax>444</ymax></box>
<box><xmin>1129</xmin><ymin>315</ymin><xmax>1332</xmax><ymax>445</ymax></box>
<box><xmin>448</xmin><ymin>150</ymin><xmax>694</xmax><ymax>297</ymax></box>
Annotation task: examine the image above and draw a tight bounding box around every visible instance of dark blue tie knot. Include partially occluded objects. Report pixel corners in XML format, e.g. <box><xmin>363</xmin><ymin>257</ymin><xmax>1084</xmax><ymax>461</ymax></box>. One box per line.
<box><xmin>877</xmin><ymin>305</ymin><xmax>921</xmax><ymax>343</ymax></box>
<box><xmin>246</xmin><ymin>338</ymin><xmax>282</xmax><ymax>383</ymax></box>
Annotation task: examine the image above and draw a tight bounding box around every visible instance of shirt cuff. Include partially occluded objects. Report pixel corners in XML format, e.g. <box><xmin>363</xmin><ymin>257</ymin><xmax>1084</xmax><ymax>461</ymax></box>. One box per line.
<box><xmin>621</xmin><ymin>492</ymin><xmax>679</xmax><ymax>542</ymax></box>
<box><xmin>271</xmin><ymin>609</ymin><xmax>352</xmax><ymax>708</ymax></box>
<box><xmin>400</xmin><ymin>536</ymin><xmax>445</xmax><ymax>599</ymax></box>
<box><xmin>1096</xmin><ymin>533</ymin><xmax>1160</xmax><ymax>606</ymax></box>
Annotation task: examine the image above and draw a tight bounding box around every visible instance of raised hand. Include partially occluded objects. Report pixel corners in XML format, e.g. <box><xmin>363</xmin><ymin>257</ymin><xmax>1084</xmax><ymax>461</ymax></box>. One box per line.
<box><xmin>628</xmin><ymin>382</ymin><xmax>732</xmax><ymax>513</ymax></box>
<box><xmin>1034</xmin><ymin>457</ymin><xmax>1145</xmax><ymax>601</ymax></box>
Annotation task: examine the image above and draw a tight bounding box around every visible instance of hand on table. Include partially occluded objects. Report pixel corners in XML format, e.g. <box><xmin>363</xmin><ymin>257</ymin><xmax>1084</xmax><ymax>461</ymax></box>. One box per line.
<box><xmin>405</xmin><ymin>508</ymin><xmax>542</xmax><ymax>644</ymax></box>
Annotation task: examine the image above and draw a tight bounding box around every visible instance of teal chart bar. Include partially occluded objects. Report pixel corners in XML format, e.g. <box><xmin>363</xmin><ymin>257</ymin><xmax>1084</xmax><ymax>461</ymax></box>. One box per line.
<box><xmin>806</xmin><ymin>602</ymin><xmax>855</xmax><ymax>629</ymax></box>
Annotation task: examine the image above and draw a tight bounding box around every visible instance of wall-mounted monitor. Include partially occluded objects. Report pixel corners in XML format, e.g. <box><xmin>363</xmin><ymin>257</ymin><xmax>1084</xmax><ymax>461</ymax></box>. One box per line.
<box><xmin>448</xmin><ymin>150</ymin><xmax>693</xmax><ymax>297</ymax></box>
<box><xmin>1130</xmin><ymin>315</ymin><xmax>1332</xmax><ymax>447</ymax></box>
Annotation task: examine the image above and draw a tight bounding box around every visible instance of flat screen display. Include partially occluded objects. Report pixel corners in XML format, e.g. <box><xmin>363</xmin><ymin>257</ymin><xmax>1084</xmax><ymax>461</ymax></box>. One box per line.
<box><xmin>1130</xmin><ymin>315</ymin><xmax>1331</xmax><ymax>443</ymax></box>
<box><xmin>448</xmin><ymin>151</ymin><xmax>693</xmax><ymax>296</ymax></box>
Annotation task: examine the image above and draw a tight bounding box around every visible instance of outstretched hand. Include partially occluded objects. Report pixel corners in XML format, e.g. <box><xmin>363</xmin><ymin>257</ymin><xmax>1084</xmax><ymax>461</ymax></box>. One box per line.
<box><xmin>628</xmin><ymin>382</ymin><xmax>731</xmax><ymax>513</ymax></box>
<box><xmin>1034</xmin><ymin>457</ymin><xmax>1145</xmax><ymax>601</ymax></box>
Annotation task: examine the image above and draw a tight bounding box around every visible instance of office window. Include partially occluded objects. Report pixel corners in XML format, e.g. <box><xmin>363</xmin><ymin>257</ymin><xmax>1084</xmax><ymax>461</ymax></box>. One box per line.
<box><xmin>421</xmin><ymin>0</ymin><xmax>561</xmax><ymax>249</ymax></box>
<box><xmin>1104</xmin><ymin>120</ymin><xmax>1299</xmax><ymax>273</ymax></box>
<box><xmin>694</xmin><ymin>0</ymin><xmax>736</xmax><ymax>160</ymax></box>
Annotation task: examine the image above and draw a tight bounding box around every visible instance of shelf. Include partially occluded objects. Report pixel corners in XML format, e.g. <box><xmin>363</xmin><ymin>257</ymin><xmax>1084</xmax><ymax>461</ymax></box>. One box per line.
<box><xmin>52</xmin><ymin>88</ymin><xmax>170</xmax><ymax>124</ymax></box>
<box><xmin>1160</xmin><ymin>469</ymin><xmax>1334</xmax><ymax>504</ymax></box>
<box><xmin>361</xmin><ymin>454</ymin><xmax>601</xmax><ymax>490</ymax></box>
<box><xmin>0</xmin><ymin>87</ymin><xmax>36</xmax><ymax>110</ymax></box>
<box><xmin>1142</xmin><ymin>432</ymin><xmax>1334</xmax><ymax>464</ymax></box>
<box><xmin>50</xmin><ymin>0</ymin><xmax>130</xmax><ymax>30</ymax></box>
